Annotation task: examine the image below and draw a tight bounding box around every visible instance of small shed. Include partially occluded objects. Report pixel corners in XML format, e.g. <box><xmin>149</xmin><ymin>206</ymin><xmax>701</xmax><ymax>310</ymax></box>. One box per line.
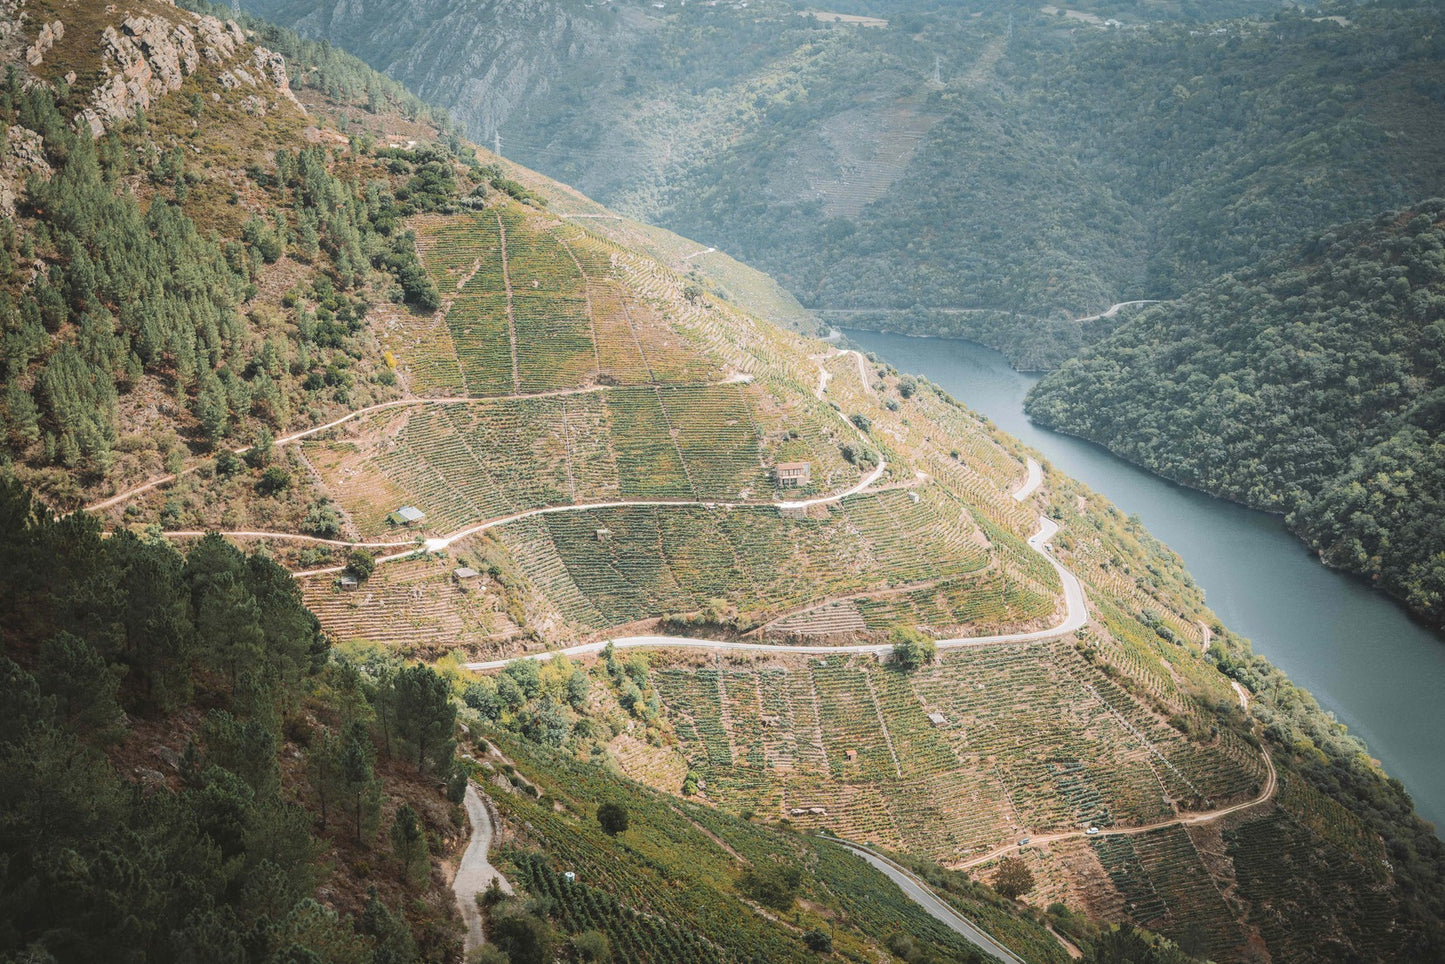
<box><xmin>596</xmin><ymin>527</ymin><xmax>612</xmax><ymax>542</ymax></box>
<box><xmin>452</xmin><ymin>567</ymin><xmax>481</xmax><ymax>584</ymax></box>
<box><xmin>387</xmin><ymin>505</ymin><xmax>426</xmax><ymax>526</ymax></box>
<box><xmin>338</xmin><ymin>574</ymin><xmax>359</xmax><ymax>591</ymax></box>
<box><xmin>844</xmin><ymin>748</ymin><xmax>858</xmax><ymax>762</ymax></box>
<box><xmin>927</xmin><ymin>712</ymin><xmax>948</xmax><ymax>727</ymax></box>
<box><xmin>775</xmin><ymin>461</ymin><xmax>812</xmax><ymax>487</ymax></box>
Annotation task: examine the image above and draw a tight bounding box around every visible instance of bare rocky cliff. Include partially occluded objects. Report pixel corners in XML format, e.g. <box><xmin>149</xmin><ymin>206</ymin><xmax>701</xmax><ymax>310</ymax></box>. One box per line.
<box><xmin>0</xmin><ymin>0</ymin><xmax>302</xmax><ymax>214</ymax></box>
<box><xmin>76</xmin><ymin>7</ymin><xmax>303</xmax><ymax>137</ymax></box>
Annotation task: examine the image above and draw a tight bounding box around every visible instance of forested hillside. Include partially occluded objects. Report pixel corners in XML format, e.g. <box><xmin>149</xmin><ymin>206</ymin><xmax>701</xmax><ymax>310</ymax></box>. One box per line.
<box><xmin>1026</xmin><ymin>200</ymin><xmax>1445</xmax><ymax>628</ymax></box>
<box><xmin>238</xmin><ymin>0</ymin><xmax>1445</xmax><ymax>366</ymax></box>
<box><xmin>0</xmin><ymin>0</ymin><xmax>464</xmax><ymax>509</ymax></box>
<box><xmin>0</xmin><ymin>476</ymin><xmax>470</xmax><ymax>960</ymax></box>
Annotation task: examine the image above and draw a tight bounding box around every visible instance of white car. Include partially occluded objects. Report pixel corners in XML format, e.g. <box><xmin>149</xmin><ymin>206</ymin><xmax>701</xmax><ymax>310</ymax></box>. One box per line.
<box><xmin>1085</xmin><ymin>826</ymin><xmax>1100</xmax><ymax>835</ymax></box>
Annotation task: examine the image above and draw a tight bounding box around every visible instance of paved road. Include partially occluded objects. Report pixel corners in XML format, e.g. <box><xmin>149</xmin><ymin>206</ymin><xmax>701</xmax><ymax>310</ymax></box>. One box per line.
<box><xmin>825</xmin><ymin>838</ymin><xmax>1028</xmax><ymax>964</ymax></box>
<box><xmin>454</xmin><ymin>782</ymin><xmax>513</xmax><ymax>954</ymax></box>
<box><xmin>1073</xmin><ymin>300</ymin><xmax>1162</xmax><ymax>324</ymax></box>
<box><xmin>1013</xmin><ymin>458</ymin><xmax>1043</xmax><ymax>502</ymax></box>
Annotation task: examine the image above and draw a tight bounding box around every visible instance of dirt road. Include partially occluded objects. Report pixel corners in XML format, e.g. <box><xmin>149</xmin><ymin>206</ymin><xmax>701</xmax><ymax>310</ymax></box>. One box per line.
<box><xmin>454</xmin><ymin>782</ymin><xmax>513</xmax><ymax>954</ymax></box>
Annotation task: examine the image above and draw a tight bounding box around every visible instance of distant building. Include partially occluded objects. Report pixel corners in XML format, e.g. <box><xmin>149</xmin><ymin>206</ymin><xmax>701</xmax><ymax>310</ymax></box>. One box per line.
<box><xmin>452</xmin><ymin>567</ymin><xmax>481</xmax><ymax>584</ymax></box>
<box><xmin>844</xmin><ymin>748</ymin><xmax>858</xmax><ymax>762</ymax></box>
<box><xmin>927</xmin><ymin>712</ymin><xmax>947</xmax><ymax>727</ymax></box>
<box><xmin>596</xmin><ymin>527</ymin><xmax>612</xmax><ymax>541</ymax></box>
<box><xmin>387</xmin><ymin>505</ymin><xmax>426</xmax><ymax>526</ymax></box>
<box><xmin>775</xmin><ymin>461</ymin><xmax>811</xmax><ymax>487</ymax></box>
<box><xmin>338</xmin><ymin>574</ymin><xmax>359</xmax><ymax>591</ymax></box>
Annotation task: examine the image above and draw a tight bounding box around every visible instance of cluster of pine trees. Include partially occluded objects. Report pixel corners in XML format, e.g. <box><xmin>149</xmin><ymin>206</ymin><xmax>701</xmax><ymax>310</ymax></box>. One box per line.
<box><xmin>0</xmin><ymin>58</ymin><xmax>457</xmax><ymax>506</ymax></box>
<box><xmin>0</xmin><ymin>479</ymin><xmax>466</xmax><ymax>961</ymax></box>
<box><xmin>0</xmin><ymin>73</ymin><xmax>246</xmax><ymax>480</ymax></box>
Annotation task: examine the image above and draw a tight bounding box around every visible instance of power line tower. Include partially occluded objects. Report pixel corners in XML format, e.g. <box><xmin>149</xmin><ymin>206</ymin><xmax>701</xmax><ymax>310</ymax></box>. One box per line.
<box><xmin>493</xmin><ymin>129</ymin><xmax>501</xmax><ymax>158</ymax></box>
<box><xmin>932</xmin><ymin>55</ymin><xmax>942</xmax><ymax>85</ymax></box>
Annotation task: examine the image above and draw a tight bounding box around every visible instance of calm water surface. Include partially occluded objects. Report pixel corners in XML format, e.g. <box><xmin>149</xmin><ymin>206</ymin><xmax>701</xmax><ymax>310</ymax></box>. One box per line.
<box><xmin>847</xmin><ymin>329</ymin><xmax>1445</xmax><ymax>832</ymax></box>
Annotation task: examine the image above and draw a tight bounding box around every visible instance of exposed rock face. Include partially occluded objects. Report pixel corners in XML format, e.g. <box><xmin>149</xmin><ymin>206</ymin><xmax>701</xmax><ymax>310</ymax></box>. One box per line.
<box><xmin>24</xmin><ymin>17</ymin><xmax>61</xmax><ymax>65</ymax></box>
<box><xmin>0</xmin><ymin>124</ymin><xmax>49</xmax><ymax>217</ymax></box>
<box><xmin>74</xmin><ymin>9</ymin><xmax>302</xmax><ymax>138</ymax></box>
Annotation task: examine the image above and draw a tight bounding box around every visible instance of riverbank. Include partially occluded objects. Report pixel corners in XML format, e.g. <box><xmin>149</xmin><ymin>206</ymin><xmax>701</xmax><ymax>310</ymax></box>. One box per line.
<box><xmin>845</xmin><ymin>328</ymin><xmax>1445</xmax><ymax>833</ymax></box>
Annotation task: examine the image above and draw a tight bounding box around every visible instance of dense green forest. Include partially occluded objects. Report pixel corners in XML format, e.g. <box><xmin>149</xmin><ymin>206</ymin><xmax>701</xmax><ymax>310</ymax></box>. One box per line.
<box><xmin>1026</xmin><ymin>201</ymin><xmax>1445</xmax><ymax>628</ymax></box>
<box><xmin>0</xmin><ymin>478</ymin><xmax>468</xmax><ymax>961</ymax></box>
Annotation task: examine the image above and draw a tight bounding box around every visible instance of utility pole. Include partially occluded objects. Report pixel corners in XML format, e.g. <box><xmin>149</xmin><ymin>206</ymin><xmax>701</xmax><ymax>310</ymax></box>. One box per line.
<box><xmin>933</xmin><ymin>54</ymin><xmax>942</xmax><ymax>85</ymax></box>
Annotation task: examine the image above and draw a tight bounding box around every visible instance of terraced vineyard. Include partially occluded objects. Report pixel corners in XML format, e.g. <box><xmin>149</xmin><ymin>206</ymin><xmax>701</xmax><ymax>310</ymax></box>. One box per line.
<box><xmin>299</xmin><ymin>382</ymin><xmax>805</xmax><ymax>538</ymax></box>
<box><xmin>483</xmin><ymin>483</ymin><xmax>1055</xmax><ymax>634</ymax></box>
<box><xmin>655</xmin><ymin>644</ymin><xmax>1266</xmax><ymax>865</ymax></box>
<box><xmin>484</xmin><ymin>738</ymin><xmax>1020</xmax><ymax>964</ymax></box>
<box><xmin>400</xmin><ymin>205</ymin><xmax>725</xmax><ymax>398</ymax></box>
<box><xmin>300</xmin><ymin>552</ymin><xmax>521</xmax><ymax>658</ymax></box>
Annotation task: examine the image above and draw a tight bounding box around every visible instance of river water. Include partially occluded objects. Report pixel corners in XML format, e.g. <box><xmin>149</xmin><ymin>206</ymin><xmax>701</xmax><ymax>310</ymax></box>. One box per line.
<box><xmin>846</xmin><ymin>329</ymin><xmax>1445</xmax><ymax>833</ymax></box>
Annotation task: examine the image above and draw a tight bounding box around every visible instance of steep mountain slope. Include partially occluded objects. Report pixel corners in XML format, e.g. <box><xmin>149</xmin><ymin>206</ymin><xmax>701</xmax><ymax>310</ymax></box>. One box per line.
<box><xmin>2</xmin><ymin>1</ymin><xmax>1444</xmax><ymax>962</ymax></box>
<box><xmin>1027</xmin><ymin>200</ymin><xmax>1445</xmax><ymax>629</ymax></box>
<box><xmin>237</xmin><ymin>0</ymin><xmax>1445</xmax><ymax>368</ymax></box>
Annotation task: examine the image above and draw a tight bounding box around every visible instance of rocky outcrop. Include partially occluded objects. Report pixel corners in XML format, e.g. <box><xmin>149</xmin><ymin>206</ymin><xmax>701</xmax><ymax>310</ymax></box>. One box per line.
<box><xmin>24</xmin><ymin>17</ymin><xmax>60</xmax><ymax>65</ymax></box>
<box><xmin>74</xmin><ymin>9</ymin><xmax>303</xmax><ymax>138</ymax></box>
<box><xmin>0</xmin><ymin>124</ymin><xmax>49</xmax><ymax>217</ymax></box>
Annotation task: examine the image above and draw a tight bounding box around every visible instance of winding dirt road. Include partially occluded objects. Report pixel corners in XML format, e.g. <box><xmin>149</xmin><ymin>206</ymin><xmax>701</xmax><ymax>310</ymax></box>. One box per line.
<box><xmin>83</xmin><ymin>378</ymin><xmax>748</xmax><ymax>515</ymax></box>
<box><xmin>142</xmin><ymin>352</ymin><xmax>891</xmax><ymax>578</ymax></box>
<box><xmin>454</xmin><ymin>782</ymin><xmax>513</xmax><ymax>954</ymax></box>
<box><xmin>460</xmin><ymin>513</ymin><xmax>1085</xmax><ymax>670</ymax></box>
<box><xmin>956</xmin><ymin>745</ymin><xmax>1276</xmax><ymax>871</ymax></box>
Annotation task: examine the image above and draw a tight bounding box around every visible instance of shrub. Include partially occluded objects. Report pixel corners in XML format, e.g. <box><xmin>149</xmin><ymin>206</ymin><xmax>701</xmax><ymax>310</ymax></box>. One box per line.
<box><xmin>739</xmin><ymin>862</ymin><xmax>801</xmax><ymax>910</ymax></box>
<box><xmin>573</xmin><ymin>930</ymin><xmax>611</xmax><ymax>962</ymax></box>
<box><xmin>258</xmin><ymin>465</ymin><xmax>291</xmax><ymax>495</ymax></box>
<box><xmin>596</xmin><ymin>801</ymin><xmax>629</xmax><ymax>836</ymax></box>
<box><xmin>803</xmin><ymin>928</ymin><xmax>832</xmax><ymax>953</ymax></box>
<box><xmin>889</xmin><ymin>626</ymin><xmax>936</xmax><ymax>672</ymax></box>
<box><xmin>993</xmin><ymin>856</ymin><xmax>1035</xmax><ymax>900</ymax></box>
<box><xmin>346</xmin><ymin>550</ymin><xmax>376</xmax><ymax>580</ymax></box>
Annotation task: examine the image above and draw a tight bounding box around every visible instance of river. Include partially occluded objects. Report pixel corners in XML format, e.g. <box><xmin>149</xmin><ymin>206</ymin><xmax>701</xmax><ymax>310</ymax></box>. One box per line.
<box><xmin>845</xmin><ymin>329</ymin><xmax>1445</xmax><ymax>833</ymax></box>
